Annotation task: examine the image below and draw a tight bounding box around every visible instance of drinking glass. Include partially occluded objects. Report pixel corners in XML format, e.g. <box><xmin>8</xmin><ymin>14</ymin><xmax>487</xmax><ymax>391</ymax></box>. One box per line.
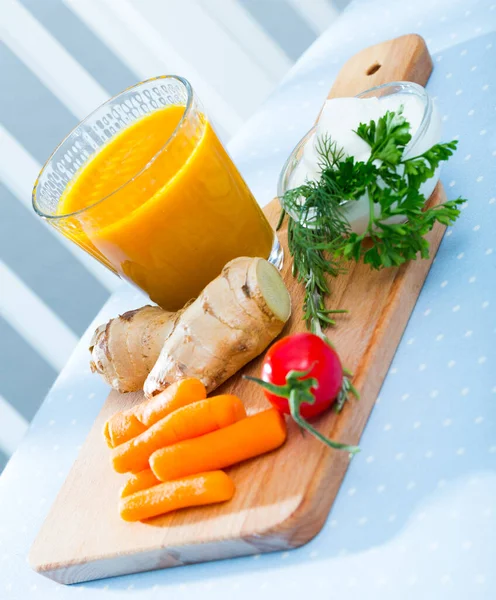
<box><xmin>33</xmin><ymin>76</ymin><xmax>282</xmax><ymax>310</ymax></box>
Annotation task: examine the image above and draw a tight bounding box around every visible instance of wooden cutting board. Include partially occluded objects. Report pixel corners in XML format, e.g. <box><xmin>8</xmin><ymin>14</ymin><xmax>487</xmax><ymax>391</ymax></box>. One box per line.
<box><xmin>30</xmin><ymin>34</ymin><xmax>443</xmax><ymax>584</ymax></box>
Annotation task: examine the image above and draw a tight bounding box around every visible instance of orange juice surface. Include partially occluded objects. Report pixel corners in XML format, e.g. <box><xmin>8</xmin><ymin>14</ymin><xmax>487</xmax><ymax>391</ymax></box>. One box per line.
<box><xmin>57</xmin><ymin>105</ymin><xmax>274</xmax><ymax>309</ymax></box>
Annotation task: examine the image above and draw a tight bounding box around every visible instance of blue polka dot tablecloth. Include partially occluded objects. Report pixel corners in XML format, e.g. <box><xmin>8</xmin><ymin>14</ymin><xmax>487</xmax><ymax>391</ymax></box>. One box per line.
<box><xmin>1</xmin><ymin>1</ymin><xmax>495</xmax><ymax>599</ymax></box>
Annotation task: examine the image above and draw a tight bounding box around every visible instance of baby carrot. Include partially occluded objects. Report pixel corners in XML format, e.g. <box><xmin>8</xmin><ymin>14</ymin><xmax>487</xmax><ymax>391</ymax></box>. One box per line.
<box><xmin>104</xmin><ymin>378</ymin><xmax>206</xmax><ymax>448</ymax></box>
<box><xmin>119</xmin><ymin>470</ymin><xmax>235</xmax><ymax>522</ymax></box>
<box><xmin>150</xmin><ymin>408</ymin><xmax>286</xmax><ymax>482</ymax></box>
<box><xmin>104</xmin><ymin>412</ymin><xmax>146</xmax><ymax>449</ymax></box>
<box><xmin>120</xmin><ymin>469</ymin><xmax>161</xmax><ymax>498</ymax></box>
<box><xmin>112</xmin><ymin>395</ymin><xmax>246</xmax><ymax>474</ymax></box>
<box><xmin>136</xmin><ymin>378</ymin><xmax>207</xmax><ymax>428</ymax></box>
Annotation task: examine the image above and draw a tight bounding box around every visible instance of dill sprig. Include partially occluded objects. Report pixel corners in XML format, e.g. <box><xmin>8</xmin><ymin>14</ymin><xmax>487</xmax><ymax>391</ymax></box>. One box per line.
<box><xmin>282</xmin><ymin>137</ymin><xmax>350</xmax><ymax>337</ymax></box>
<box><xmin>279</xmin><ymin>109</ymin><xmax>466</xmax><ymax>406</ymax></box>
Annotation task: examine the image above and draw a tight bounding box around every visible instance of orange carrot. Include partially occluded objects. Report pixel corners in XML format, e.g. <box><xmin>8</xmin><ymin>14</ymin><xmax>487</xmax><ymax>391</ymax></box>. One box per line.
<box><xmin>150</xmin><ymin>408</ymin><xmax>286</xmax><ymax>482</ymax></box>
<box><xmin>104</xmin><ymin>413</ymin><xmax>146</xmax><ymax>449</ymax></box>
<box><xmin>119</xmin><ymin>471</ymin><xmax>235</xmax><ymax>521</ymax></box>
<box><xmin>112</xmin><ymin>395</ymin><xmax>246</xmax><ymax>473</ymax></box>
<box><xmin>104</xmin><ymin>378</ymin><xmax>206</xmax><ymax>447</ymax></box>
<box><xmin>120</xmin><ymin>469</ymin><xmax>161</xmax><ymax>498</ymax></box>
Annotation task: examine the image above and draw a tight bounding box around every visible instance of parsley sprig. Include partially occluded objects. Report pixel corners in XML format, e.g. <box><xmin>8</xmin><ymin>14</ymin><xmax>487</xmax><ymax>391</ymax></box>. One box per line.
<box><xmin>339</xmin><ymin>114</ymin><xmax>464</xmax><ymax>268</ymax></box>
<box><xmin>279</xmin><ymin>109</ymin><xmax>465</xmax><ymax>401</ymax></box>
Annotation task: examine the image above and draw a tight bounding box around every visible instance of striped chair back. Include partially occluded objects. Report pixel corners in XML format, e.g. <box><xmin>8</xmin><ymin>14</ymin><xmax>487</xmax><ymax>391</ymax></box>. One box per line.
<box><xmin>0</xmin><ymin>0</ymin><xmax>345</xmax><ymax>470</ymax></box>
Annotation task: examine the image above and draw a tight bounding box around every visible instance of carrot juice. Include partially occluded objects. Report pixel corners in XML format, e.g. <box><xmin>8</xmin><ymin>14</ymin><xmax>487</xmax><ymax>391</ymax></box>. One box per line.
<box><xmin>35</xmin><ymin>77</ymin><xmax>275</xmax><ymax>310</ymax></box>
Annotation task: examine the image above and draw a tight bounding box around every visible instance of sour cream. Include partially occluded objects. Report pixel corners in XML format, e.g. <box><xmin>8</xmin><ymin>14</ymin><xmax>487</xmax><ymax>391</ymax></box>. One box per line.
<box><xmin>280</xmin><ymin>83</ymin><xmax>442</xmax><ymax>234</ymax></box>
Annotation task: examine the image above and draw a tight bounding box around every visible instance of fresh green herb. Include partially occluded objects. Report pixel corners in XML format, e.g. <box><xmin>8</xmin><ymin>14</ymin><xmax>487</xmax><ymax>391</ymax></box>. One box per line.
<box><xmin>282</xmin><ymin>137</ymin><xmax>351</xmax><ymax>338</ymax></box>
<box><xmin>341</xmin><ymin>116</ymin><xmax>463</xmax><ymax>269</ymax></box>
<box><xmin>335</xmin><ymin>367</ymin><xmax>359</xmax><ymax>412</ymax></box>
<box><xmin>279</xmin><ymin>109</ymin><xmax>465</xmax><ymax>404</ymax></box>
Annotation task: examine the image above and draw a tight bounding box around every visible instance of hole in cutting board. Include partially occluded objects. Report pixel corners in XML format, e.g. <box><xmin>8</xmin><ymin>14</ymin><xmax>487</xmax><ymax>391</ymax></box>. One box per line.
<box><xmin>366</xmin><ymin>62</ymin><xmax>381</xmax><ymax>76</ymax></box>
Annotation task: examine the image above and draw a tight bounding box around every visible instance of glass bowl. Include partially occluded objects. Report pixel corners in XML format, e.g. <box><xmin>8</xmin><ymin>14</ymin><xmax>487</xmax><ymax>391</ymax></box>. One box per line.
<box><xmin>277</xmin><ymin>81</ymin><xmax>441</xmax><ymax>235</ymax></box>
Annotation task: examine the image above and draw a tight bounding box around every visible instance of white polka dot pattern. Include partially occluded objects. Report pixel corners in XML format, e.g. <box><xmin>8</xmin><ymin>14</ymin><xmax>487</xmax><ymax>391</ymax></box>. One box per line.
<box><xmin>0</xmin><ymin>2</ymin><xmax>495</xmax><ymax>599</ymax></box>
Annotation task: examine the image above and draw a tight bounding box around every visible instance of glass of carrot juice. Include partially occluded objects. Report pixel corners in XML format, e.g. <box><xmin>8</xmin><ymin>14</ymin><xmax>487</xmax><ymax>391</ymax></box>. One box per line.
<box><xmin>32</xmin><ymin>76</ymin><xmax>281</xmax><ymax>310</ymax></box>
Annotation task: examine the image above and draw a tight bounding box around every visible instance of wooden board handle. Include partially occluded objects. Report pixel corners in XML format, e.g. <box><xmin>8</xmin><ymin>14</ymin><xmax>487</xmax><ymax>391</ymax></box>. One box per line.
<box><xmin>329</xmin><ymin>34</ymin><xmax>432</xmax><ymax>98</ymax></box>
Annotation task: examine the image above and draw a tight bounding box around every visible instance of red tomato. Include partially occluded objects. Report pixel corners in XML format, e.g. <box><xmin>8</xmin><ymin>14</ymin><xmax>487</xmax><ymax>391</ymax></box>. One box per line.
<box><xmin>261</xmin><ymin>332</ymin><xmax>343</xmax><ymax>418</ymax></box>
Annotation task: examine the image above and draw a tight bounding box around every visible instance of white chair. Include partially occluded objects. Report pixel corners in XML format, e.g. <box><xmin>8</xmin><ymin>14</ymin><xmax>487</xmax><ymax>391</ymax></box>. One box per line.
<box><xmin>0</xmin><ymin>0</ymin><xmax>346</xmax><ymax>468</ymax></box>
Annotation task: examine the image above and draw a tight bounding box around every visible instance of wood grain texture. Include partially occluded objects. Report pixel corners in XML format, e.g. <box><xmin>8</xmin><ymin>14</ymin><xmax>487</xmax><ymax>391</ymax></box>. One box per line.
<box><xmin>330</xmin><ymin>33</ymin><xmax>433</xmax><ymax>97</ymax></box>
<box><xmin>30</xmin><ymin>34</ymin><xmax>443</xmax><ymax>584</ymax></box>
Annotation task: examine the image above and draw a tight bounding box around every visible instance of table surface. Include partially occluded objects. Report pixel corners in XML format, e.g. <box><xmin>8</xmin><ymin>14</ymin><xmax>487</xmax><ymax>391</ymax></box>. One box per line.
<box><xmin>1</xmin><ymin>1</ymin><xmax>495</xmax><ymax>598</ymax></box>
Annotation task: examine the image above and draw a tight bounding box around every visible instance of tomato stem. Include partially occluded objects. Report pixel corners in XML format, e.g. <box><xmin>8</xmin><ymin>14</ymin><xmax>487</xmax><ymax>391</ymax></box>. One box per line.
<box><xmin>288</xmin><ymin>389</ymin><xmax>360</xmax><ymax>455</ymax></box>
<box><xmin>244</xmin><ymin>370</ymin><xmax>360</xmax><ymax>455</ymax></box>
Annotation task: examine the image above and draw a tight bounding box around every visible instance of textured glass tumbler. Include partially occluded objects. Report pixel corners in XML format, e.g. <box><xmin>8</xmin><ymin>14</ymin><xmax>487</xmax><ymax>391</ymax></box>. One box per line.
<box><xmin>33</xmin><ymin>76</ymin><xmax>282</xmax><ymax>310</ymax></box>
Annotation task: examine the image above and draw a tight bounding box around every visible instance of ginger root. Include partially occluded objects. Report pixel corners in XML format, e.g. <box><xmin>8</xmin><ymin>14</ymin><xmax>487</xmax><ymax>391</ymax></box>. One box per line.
<box><xmin>90</xmin><ymin>306</ymin><xmax>177</xmax><ymax>393</ymax></box>
<box><xmin>90</xmin><ymin>257</ymin><xmax>291</xmax><ymax>396</ymax></box>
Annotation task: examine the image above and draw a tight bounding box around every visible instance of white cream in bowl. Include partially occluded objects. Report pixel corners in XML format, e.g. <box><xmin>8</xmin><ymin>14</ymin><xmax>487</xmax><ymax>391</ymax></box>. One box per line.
<box><xmin>280</xmin><ymin>82</ymin><xmax>442</xmax><ymax>235</ymax></box>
